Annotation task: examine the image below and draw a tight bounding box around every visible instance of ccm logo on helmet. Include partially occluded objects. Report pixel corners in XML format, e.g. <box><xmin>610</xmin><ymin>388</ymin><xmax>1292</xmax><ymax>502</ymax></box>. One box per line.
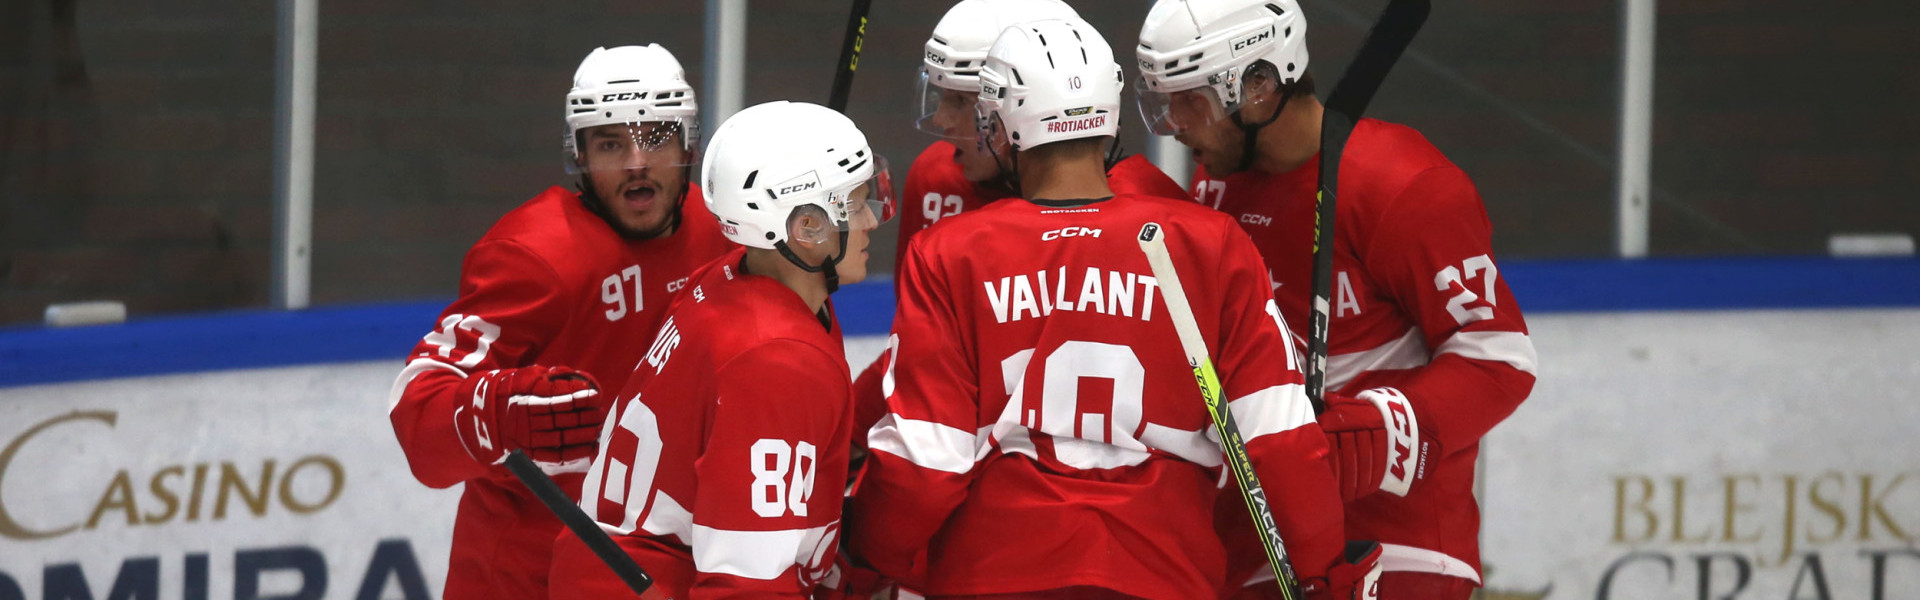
<box><xmin>777</xmin><ymin>181</ymin><xmax>818</xmax><ymax>196</ymax></box>
<box><xmin>1046</xmin><ymin>115</ymin><xmax>1107</xmax><ymax>133</ymax></box>
<box><xmin>1231</xmin><ymin>27</ymin><xmax>1275</xmax><ymax>55</ymax></box>
<box><xmin>1042</xmin><ymin>226</ymin><xmax>1101</xmax><ymax>241</ymax></box>
<box><xmin>925</xmin><ymin>50</ymin><xmax>947</xmax><ymax>66</ymax></box>
<box><xmin>601</xmin><ymin>92</ymin><xmax>647</xmax><ymax>102</ymax></box>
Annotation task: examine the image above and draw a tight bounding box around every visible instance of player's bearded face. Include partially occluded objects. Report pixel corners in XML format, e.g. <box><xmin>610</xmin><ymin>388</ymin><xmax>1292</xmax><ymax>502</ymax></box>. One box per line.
<box><xmin>1167</xmin><ymin>89</ymin><xmax>1247</xmax><ymax>176</ymax></box>
<box><xmin>579</xmin><ymin>123</ymin><xmax>690</xmax><ymax>237</ymax></box>
<box><xmin>932</xmin><ymin>88</ymin><xmax>999</xmax><ymax>183</ymax></box>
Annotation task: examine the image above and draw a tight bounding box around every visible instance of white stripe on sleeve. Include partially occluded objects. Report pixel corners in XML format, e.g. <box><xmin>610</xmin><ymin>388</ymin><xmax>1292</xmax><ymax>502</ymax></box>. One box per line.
<box><xmin>867</xmin><ymin>413</ymin><xmax>979</xmax><ymax>474</ymax></box>
<box><xmin>690</xmin><ymin>523</ymin><xmax>835</xmax><ymax>581</ymax></box>
<box><xmin>1436</xmin><ymin>330</ymin><xmax>1538</xmax><ymax>375</ymax></box>
<box><xmin>387</xmin><ymin>358</ymin><xmax>464</xmax><ymax>413</ymax></box>
<box><xmin>1226</xmin><ymin>383</ymin><xmax>1315</xmax><ymax>441</ymax></box>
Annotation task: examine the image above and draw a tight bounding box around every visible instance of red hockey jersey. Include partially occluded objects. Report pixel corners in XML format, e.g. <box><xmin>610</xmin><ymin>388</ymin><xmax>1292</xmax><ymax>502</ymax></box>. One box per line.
<box><xmin>387</xmin><ymin>185</ymin><xmax>732</xmax><ymax>600</ymax></box>
<box><xmin>1192</xmin><ymin>119</ymin><xmax>1537</xmax><ymax>584</ymax></box>
<box><xmin>551</xmin><ymin>249</ymin><xmax>855</xmax><ymax>600</ymax></box>
<box><xmin>893</xmin><ymin>140</ymin><xmax>1193</xmax><ymax>260</ymax></box>
<box><xmin>846</xmin><ymin>194</ymin><xmax>1345</xmax><ymax>600</ymax></box>
<box><xmin>853</xmin><ymin>142</ymin><xmax>1194</xmax><ymax>448</ymax></box>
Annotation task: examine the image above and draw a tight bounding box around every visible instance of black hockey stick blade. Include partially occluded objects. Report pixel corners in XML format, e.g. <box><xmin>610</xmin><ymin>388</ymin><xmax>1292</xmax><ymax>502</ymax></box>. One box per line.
<box><xmin>827</xmin><ymin>0</ymin><xmax>874</xmax><ymax>113</ymax></box>
<box><xmin>504</xmin><ymin>451</ymin><xmax>668</xmax><ymax>599</ymax></box>
<box><xmin>1307</xmin><ymin>0</ymin><xmax>1430</xmax><ymax>412</ymax></box>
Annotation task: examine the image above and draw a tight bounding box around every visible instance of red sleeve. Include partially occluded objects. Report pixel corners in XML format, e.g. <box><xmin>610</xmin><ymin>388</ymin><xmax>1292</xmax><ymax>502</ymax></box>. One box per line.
<box><xmin>689</xmin><ymin>340</ymin><xmax>851</xmax><ymax>598</ymax></box>
<box><xmin>848</xmin><ymin>338</ymin><xmax>895</xmax><ymax>453</ymax></box>
<box><xmin>1107</xmin><ymin>155</ymin><xmax>1192</xmax><ymax>201</ymax></box>
<box><xmin>1354</xmin><ymin>166</ymin><xmax>1537</xmax><ymax>454</ymax></box>
<box><xmin>388</xmin><ymin>239</ymin><xmax>569</xmax><ymax>488</ymax></box>
<box><xmin>1202</xmin><ymin>218</ymin><xmax>1345</xmax><ymax>579</ymax></box>
<box><xmin>846</xmin><ymin>238</ymin><xmax>975</xmax><ymax>587</ymax></box>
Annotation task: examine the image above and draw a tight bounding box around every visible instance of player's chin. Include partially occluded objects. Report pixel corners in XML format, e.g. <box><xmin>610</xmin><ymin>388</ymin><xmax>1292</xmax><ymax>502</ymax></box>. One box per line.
<box><xmin>837</xmin><ymin>250</ymin><xmax>871</xmax><ymax>285</ymax></box>
<box><xmin>614</xmin><ymin>205</ymin><xmax>674</xmax><ymax>238</ymax></box>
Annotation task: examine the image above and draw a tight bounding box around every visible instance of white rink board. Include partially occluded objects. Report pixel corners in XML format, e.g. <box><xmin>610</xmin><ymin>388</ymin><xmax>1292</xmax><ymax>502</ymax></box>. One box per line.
<box><xmin>5</xmin><ymin>313</ymin><xmax>1916</xmax><ymax>599</ymax></box>
<box><xmin>0</xmin><ymin>339</ymin><xmax>889</xmax><ymax>600</ymax></box>
<box><xmin>1479</xmin><ymin>308</ymin><xmax>1920</xmax><ymax>599</ymax></box>
<box><xmin>0</xmin><ymin>362</ymin><xmax>461</xmax><ymax>600</ymax></box>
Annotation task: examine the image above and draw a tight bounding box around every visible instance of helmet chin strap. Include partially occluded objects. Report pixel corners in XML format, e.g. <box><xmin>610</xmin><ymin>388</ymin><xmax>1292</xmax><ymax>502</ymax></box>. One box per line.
<box><xmin>986</xmin><ymin>136</ymin><xmax>1022</xmax><ymax>197</ymax></box>
<box><xmin>1226</xmin><ymin>85</ymin><xmax>1297</xmax><ymax>174</ymax></box>
<box><xmin>773</xmin><ymin>229</ymin><xmax>850</xmax><ymax>294</ymax></box>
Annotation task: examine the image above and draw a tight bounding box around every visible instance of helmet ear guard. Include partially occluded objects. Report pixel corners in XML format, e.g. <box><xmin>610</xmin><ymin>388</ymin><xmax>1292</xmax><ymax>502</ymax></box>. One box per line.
<box><xmin>786</xmin><ymin>205</ymin><xmax>835</xmax><ymax>246</ymax></box>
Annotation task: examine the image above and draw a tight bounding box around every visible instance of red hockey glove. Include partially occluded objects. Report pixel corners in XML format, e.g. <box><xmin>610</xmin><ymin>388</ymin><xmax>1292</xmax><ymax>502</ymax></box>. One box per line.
<box><xmin>452</xmin><ymin>366</ymin><xmax>606</xmax><ymax>473</ymax></box>
<box><xmin>1318</xmin><ymin>387</ymin><xmax>1435</xmax><ymax>502</ymax></box>
<box><xmin>1303</xmin><ymin>541</ymin><xmax>1382</xmax><ymax>600</ymax></box>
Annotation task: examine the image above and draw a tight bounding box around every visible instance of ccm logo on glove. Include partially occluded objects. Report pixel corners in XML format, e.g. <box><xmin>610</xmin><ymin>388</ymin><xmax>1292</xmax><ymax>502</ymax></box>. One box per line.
<box><xmin>1320</xmin><ymin>387</ymin><xmax>1433</xmax><ymax>501</ymax></box>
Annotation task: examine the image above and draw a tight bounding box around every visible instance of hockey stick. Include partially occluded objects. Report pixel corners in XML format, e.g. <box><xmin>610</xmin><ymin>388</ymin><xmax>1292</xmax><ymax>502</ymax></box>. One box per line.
<box><xmin>1137</xmin><ymin>222</ymin><xmax>1304</xmax><ymax>599</ymax></box>
<box><xmin>504</xmin><ymin>450</ymin><xmax>671</xmax><ymax>600</ymax></box>
<box><xmin>1306</xmin><ymin>0</ymin><xmax>1430</xmax><ymax>412</ymax></box>
<box><xmin>826</xmin><ymin>0</ymin><xmax>874</xmax><ymax>112</ymax></box>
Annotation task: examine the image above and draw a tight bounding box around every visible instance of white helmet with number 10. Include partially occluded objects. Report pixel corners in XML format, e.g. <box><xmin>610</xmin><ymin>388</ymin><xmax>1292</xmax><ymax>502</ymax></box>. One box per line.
<box><xmin>975</xmin><ymin>18</ymin><xmax>1123</xmax><ymax>153</ymax></box>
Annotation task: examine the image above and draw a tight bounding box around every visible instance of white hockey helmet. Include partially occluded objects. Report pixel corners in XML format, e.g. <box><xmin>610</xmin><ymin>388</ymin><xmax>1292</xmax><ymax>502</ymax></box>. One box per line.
<box><xmin>563</xmin><ymin>44</ymin><xmax>700</xmax><ymax>173</ymax></box>
<box><xmin>1135</xmin><ymin>0</ymin><xmax>1309</xmax><ymax>134</ymax></box>
<box><xmin>915</xmin><ymin>0</ymin><xmax>1080</xmax><ymax>135</ymax></box>
<box><xmin>975</xmin><ymin>18</ymin><xmax>1124</xmax><ymax>154</ymax></box>
<box><xmin>701</xmin><ymin>101</ymin><xmax>895</xmax><ymax>251</ymax></box>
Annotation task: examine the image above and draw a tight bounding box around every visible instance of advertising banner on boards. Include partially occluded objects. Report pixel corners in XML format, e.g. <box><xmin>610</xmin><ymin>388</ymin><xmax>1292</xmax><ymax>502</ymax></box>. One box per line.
<box><xmin>0</xmin><ymin>362</ymin><xmax>460</xmax><ymax>600</ymax></box>
<box><xmin>1478</xmin><ymin>309</ymin><xmax>1920</xmax><ymax>600</ymax></box>
<box><xmin>0</xmin><ymin>337</ymin><xmax>893</xmax><ymax>600</ymax></box>
<box><xmin>3</xmin><ymin>306</ymin><xmax>1914</xmax><ymax>600</ymax></box>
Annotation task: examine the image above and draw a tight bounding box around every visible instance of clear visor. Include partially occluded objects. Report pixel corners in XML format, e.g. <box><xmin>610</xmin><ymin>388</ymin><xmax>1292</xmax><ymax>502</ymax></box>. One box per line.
<box><xmin>1133</xmin><ymin>79</ymin><xmax>1232</xmax><ymax>136</ymax></box>
<box><xmin>914</xmin><ymin>67</ymin><xmax>980</xmax><ymax>142</ymax></box>
<box><xmin>567</xmin><ymin>121</ymin><xmax>696</xmax><ymax>174</ymax></box>
<box><xmin>835</xmin><ymin>154</ymin><xmax>897</xmax><ymax>231</ymax></box>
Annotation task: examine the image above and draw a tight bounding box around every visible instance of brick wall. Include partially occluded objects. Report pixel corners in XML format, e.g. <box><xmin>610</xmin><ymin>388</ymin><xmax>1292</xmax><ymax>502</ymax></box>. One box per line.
<box><xmin>1</xmin><ymin>0</ymin><xmax>1913</xmax><ymax>324</ymax></box>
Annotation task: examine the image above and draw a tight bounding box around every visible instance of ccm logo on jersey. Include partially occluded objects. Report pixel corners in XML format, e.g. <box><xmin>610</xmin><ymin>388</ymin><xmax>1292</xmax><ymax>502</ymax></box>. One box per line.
<box><xmin>600</xmin><ymin>92</ymin><xmax>647</xmax><ymax>102</ymax></box>
<box><xmin>1231</xmin><ymin>27</ymin><xmax>1274</xmax><ymax>55</ymax></box>
<box><xmin>1041</xmin><ymin>226</ymin><xmax>1101</xmax><ymax>241</ymax></box>
<box><xmin>1240</xmin><ymin>213</ymin><xmax>1272</xmax><ymax>226</ymax></box>
<box><xmin>1046</xmin><ymin>115</ymin><xmax>1106</xmax><ymax>134</ymax></box>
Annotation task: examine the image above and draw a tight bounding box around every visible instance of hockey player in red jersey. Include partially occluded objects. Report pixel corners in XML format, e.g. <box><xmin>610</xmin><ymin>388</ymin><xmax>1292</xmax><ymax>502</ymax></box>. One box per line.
<box><xmin>1138</xmin><ymin>1</ymin><xmax>1539</xmax><ymax>597</ymax></box>
<box><xmin>386</xmin><ymin>45</ymin><xmax>731</xmax><ymax>600</ymax></box>
<box><xmin>847</xmin><ymin>18</ymin><xmax>1373</xmax><ymax>600</ymax></box>
<box><xmin>549</xmin><ymin>100</ymin><xmax>894</xmax><ymax>599</ymax></box>
<box><xmin>850</xmin><ymin>0</ymin><xmax>1194</xmax><ymax>455</ymax></box>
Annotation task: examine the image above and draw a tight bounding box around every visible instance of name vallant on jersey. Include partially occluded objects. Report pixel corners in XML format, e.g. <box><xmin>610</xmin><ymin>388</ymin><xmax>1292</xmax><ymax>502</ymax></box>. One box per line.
<box><xmin>980</xmin><ymin>225</ymin><xmax>1162</xmax><ymax>325</ymax></box>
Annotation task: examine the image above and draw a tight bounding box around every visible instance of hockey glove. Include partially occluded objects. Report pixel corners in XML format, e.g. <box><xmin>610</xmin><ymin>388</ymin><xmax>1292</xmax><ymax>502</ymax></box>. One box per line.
<box><xmin>1303</xmin><ymin>541</ymin><xmax>1382</xmax><ymax>600</ymax></box>
<box><xmin>1319</xmin><ymin>387</ymin><xmax>1434</xmax><ymax>502</ymax></box>
<box><xmin>452</xmin><ymin>366</ymin><xmax>606</xmax><ymax>473</ymax></box>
